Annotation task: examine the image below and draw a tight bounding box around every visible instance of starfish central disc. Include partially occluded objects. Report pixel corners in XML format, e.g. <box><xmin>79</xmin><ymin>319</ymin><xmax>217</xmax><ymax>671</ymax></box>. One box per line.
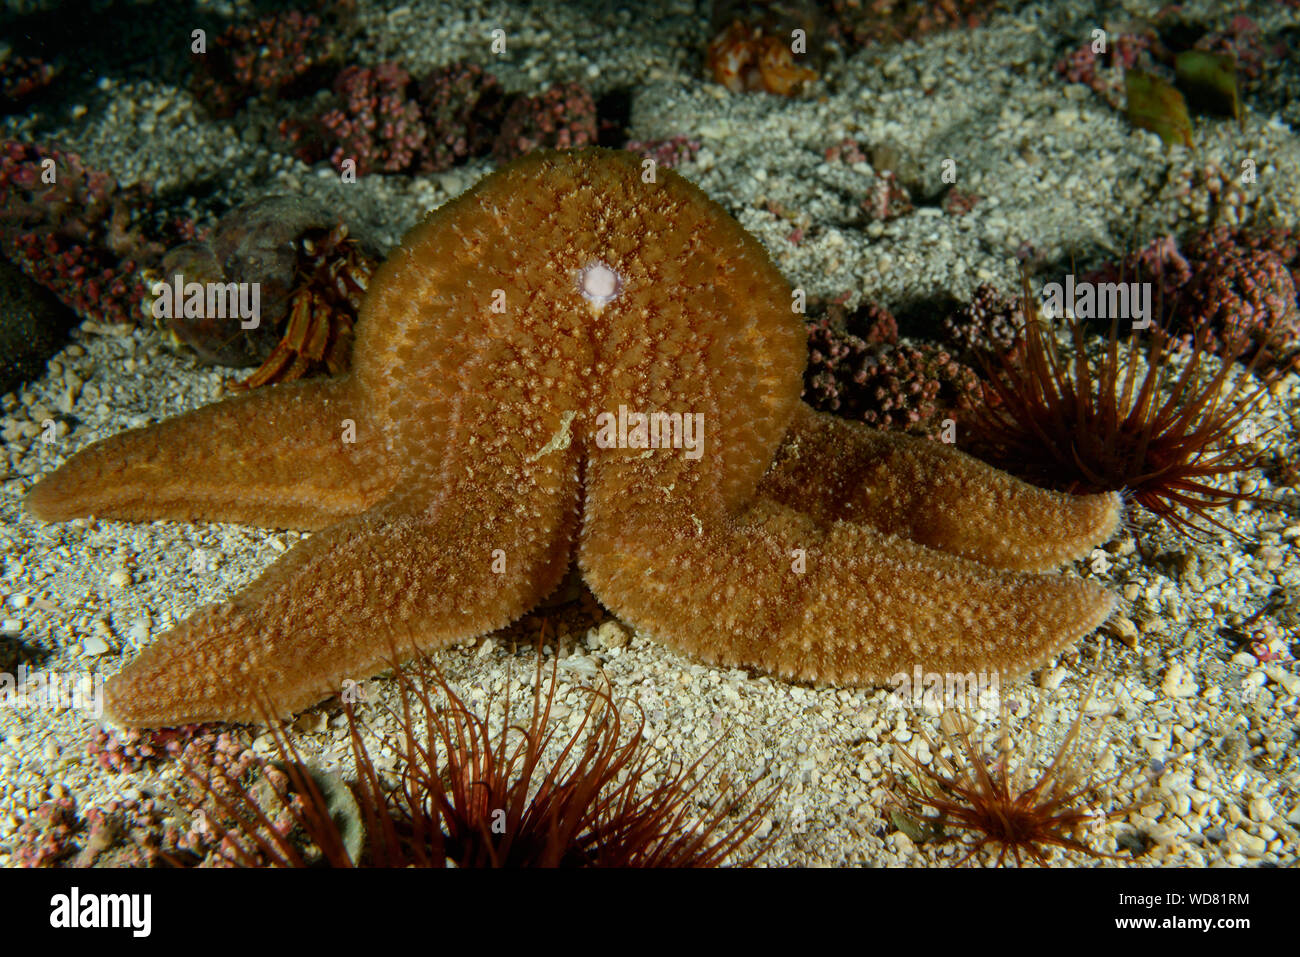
<box><xmin>579</xmin><ymin>261</ymin><xmax>621</xmax><ymax>306</ymax></box>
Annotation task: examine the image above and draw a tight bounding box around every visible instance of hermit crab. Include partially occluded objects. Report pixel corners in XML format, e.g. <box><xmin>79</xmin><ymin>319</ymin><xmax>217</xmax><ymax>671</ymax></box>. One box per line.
<box><xmin>153</xmin><ymin>196</ymin><xmax>375</xmax><ymax>388</ymax></box>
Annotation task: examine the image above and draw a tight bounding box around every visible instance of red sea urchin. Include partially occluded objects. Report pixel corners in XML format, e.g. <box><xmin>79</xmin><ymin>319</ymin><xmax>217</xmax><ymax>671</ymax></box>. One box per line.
<box><xmin>964</xmin><ymin>272</ymin><xmax>1274</xmax><ymax>538</ymax></box>
<box><xmin>183</xmin><ymin>642</ymin><xmax>775</xmax><ymax>868</ymax></box>
<box><xmin>889</xmin><ymin>686</ymin><xmax>1154</xmax><ymax>866</ymax></box>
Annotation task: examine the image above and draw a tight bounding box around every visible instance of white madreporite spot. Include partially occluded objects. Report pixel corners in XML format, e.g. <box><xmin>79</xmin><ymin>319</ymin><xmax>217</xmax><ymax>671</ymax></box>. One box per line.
<box><xmin>579</xmin><ymin>261</ymin><xmax>622</xmax><ymax>307</ymax></box>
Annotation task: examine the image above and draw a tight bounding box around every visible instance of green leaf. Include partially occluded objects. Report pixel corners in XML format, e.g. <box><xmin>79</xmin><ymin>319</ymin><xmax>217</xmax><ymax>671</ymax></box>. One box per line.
<box><xmin>1125</xmin><ymin>70</ymin><xmax>1194</xmax><ymax>147</ymax></box>
<box><xmin>1175</xmin><ymin>50</ymin><xmax>1241</xmax><ymax>124</ymax></box>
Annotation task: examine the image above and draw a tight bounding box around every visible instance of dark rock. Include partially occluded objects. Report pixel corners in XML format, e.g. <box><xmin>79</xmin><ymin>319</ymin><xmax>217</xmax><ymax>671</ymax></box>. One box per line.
<box><xmin>0</xmin><ymin>256</ymin><xmax>74</xmax><ymax>395</ymax></box>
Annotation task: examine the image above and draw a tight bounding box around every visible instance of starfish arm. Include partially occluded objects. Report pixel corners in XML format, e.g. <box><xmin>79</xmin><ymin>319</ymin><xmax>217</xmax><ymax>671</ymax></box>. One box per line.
<box><xmin>580</xmin><ymin>472</ymin><xmax>1114</xmax><ymax>686</ymax></box>
<box><xmin>757</xmin><ymin>404</ymin><xmax>1121</xmax><ymax>573</ymax></box>
<box><xmin>103</xmin><ymin>464</ymin><xmax>580</xmax><ymax>727</ymax></box>
<box><xmin>25</xmin><ymin>377</ymin><xmax>393</xmax><ymax>531</ymax></box>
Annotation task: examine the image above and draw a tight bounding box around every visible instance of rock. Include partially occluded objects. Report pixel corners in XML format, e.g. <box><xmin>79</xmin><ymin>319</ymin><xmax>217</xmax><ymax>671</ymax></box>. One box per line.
<box><xmin>1107</xmin><ymin>616</ymin><xmax>1139</xmax><ymax>644</ymax></box>
<box><xmin>559</xmin><ymin>653</ymin><xmax>599</xmax><ymax>676</ymax></box>
<box><xmin>590</xmin><ymin>619</ymin><xmax>629</xmax><ymax>650</ymax></box>
<box><xmin>0</xmin><ymin>258</ymin><xmax>75</xmax><ymax>396</ymax></box>
<box><xmin>292</xmin><ymin>711</ymin><xmax>327</xmax><ymax>733</ymax></box>
<box><xmin>1039</xmin><ymin>666</ymin><xmax>1068</xmax><ymax>690</ymax></box>
<box><xmin>1263</xmin><ymin>665</ymin><xmax>1300</xmax><ymax>697</ymax></box>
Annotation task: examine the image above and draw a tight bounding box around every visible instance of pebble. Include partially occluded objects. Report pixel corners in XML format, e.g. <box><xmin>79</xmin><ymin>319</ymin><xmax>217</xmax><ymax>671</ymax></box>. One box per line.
<box><xmin>1161</xmin><ymin>662</ymin><xmax>1197</xmax><ymax>698</ymax></box>
<box><xmin>1039</xmin><ymin>667</ymin><xmax>1068</xmax><ymax>690</ymax></box>
<box><xmin>81</xmin><ymin>635</ymin><xmax>110</xmax><ymax>656</ymax></box>
<box><xmin>1263</xmin><ymin>665</ymin><xmax>1300</xmax><ymax>697</ymax></box>
<box><xmin>1255</xmin><ymin>545</ymin><xmax>1284</xmax><ymax>571</ymax></box>
<box><xmin>292</xmin><ymin>712</ymin><xmax>327</xmax><ymax>734</ymax></box>
<box><xmin>1248</xmin><ymin>795</ymin><xmax>1274</xmax><ymax>822</ymax></box>
<box><xmin>559</xmin><ymin>654</ymin><xmax>599</xmax><ymax>677</ymax></box>
<box><xmin>1227</xmin><ymin>828</ymin><xmax>1267</xmax><ymax>857</ymax></box>
<box><xmin>128</xmin><ymin>618</ymin><xmax>150</xmax><ymax>646</ymax></box>
<box><xmin>590</xmin><ymin>620</ymin><xmax>629</xmax><ymax>650</ymax></box>
<box><xmin>1108</xmin><ymin>616</ymin><xmax>1139</xmax><ymax>643</ymax></box>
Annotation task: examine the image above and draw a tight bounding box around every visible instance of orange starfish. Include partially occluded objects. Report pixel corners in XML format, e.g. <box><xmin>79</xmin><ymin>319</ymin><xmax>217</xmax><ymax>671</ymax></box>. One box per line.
<box><xmin>26</xmin><ymin>149</ymin><xmax>1119</xmax><ymax>728</ymax></box>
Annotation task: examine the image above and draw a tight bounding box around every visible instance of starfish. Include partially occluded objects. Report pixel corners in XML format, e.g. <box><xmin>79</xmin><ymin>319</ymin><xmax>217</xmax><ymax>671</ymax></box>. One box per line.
<box><xmin>26</xmin><ymin>148</ymin><xmax>1120</xmax><ymax>728</ymax></box>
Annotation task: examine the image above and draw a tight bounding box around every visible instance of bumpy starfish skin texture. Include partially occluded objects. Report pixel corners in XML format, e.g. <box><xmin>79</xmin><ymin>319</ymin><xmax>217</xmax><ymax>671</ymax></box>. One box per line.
<box><xmin>26</xmin><ymin>149</ymin><xmax>1120</xmax><ymax>728</ymax></box>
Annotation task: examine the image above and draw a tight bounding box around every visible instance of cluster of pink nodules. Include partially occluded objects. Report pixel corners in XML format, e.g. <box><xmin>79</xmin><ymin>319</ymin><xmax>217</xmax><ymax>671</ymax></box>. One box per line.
<box><xmin>625</xmin><ymin>135</ymin><xmax>701</xmax><ymax>170</ymax></box>
<box><xmin>1087</xmin><ymin>228</ymin><xmax>1300</xmax><ymax>361</ymax></box>
<box><xmin>0</xmin><ymin>54</ymin><xmax>57</xmax><ymax>107</ymax></box>
<box><xmin>279</xmin><ymin>60</ymin><xmax>596</xmax><ymax>178</ymax></box>
<box><xmin>492</xmin><ymin>81</ymin><xmax>598</xmax><ymax>162</ymax></box>
<box><xmin>190</xmin><ymin>10</ymin><xmax>327</xmax><ymax>116</ymax></box>
<box><xmin>321</xmin><ymin>63</ymin><xmax>427</xmax><ymax>176</ymax></box>
<box><xmin>0</xmin><ymin>140</ymin><xmax>184</xmax><ymax>324</ymax></box>
<box><xmin>803</xmin><ymin>299</ymin><xmax>983</xmax><ymax>439</ymax></box>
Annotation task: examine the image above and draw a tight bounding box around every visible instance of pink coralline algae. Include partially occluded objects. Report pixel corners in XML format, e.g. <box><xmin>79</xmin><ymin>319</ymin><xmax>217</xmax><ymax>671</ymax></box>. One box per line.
<box><xmin>320</xmin><ymin>64</ymin><xmax>427</xmax><ymax>175</ymax></box>
<box><xmin>191</xmin><ymin>10</ymin><xmax>333</xmax><ymax>117</ymax></box>
<box><xmin>941</xmin><ymin>188</ymin><xmax>981</xmax><ymax>217</ymax></box>
<box><xmin>803</xmin><ymin>302</ymin><xmax>980</xmax><ymax>439</ymax></box>
<box><xmin>79</xmin><ymin>725</ymin><xmax>263</xmax><ymax>865</ymax></box>
<box><xmin>13</xmin><ymin>797</ymin><xmax>81</xmax><ymax>866</ymax></box>
<box><xmin>87</xmin><ymin>723</ymin><xmax>221</xmax><ymax>774</ymax></box>
<box><xmin>1055</xmin><ymin>32</ymin><xmax>1151</xmax><ymax>108</ymax></box>
<box><xmin>1180</xmin><ymin>228</ymin><xmax>1299</xmax><ymax>363</ymax></box>
<box><xmin>823</xmin><ymin>139</ymin><xmax>912</xmax><ymax>221</ymax></box>
<box><xmin>1109</xmin><ymin>233</ymin><xmax>1194</xmax><ymax>300</ymax></box>
<box><xmin>861</xmin><ymin>169</ymin><xmax>912</xmax><ymax>222</ymax></box>
<box><xmin>12</xmin><ymin>795</ymin><xmax>179</xmax><ymax>867</ymax></box>
<box><xmin>1090</xmin><ymin>228</ymin><xmax>1300</xmax><ymax>367</ymax></box>
<box><xmin>492</xmin><ymin>82</ymin><xmax>598</xmax><ymax>162</ymax></box>
<box><xmin>416</xmin><ymin>60</ymin><xmax>506</xmax><ymax>172</ymax></box>
<box><xmin>1195</xmin><ymin>16</ymin><xmax>1276</xmax><ymax>83</ymax></box>
<box><xmin>824</xmin><ymin>138</ymin><xmax>869</xmax><ymax>165</ymax></box>
<box><xmin>0</xmin><ymin>55</ymin><xmax>58</xmax><ymax>110</ymax></box>
<box><xmin>826</xmin><ymin>0</ymin><xmax>997</xmax><ymax>50</ymax></box>
<box><xmin>282</xmin><ymin>60</ymin><xmax>517</xmax><ymax>176</ymax></box>
<box><xmin>939</xmin><ymin>283</ymin><xmax>1026</xmax><ymax>363</ymax></box>
<box><xmin>0</xmin><ymin>141</ymin><xmax>182</xmax><ymax>325</ymax></box>
<box><xmin>624</xmin><ymin>135</ymin><xmax>701</xmax><ymax>170</ymax></box>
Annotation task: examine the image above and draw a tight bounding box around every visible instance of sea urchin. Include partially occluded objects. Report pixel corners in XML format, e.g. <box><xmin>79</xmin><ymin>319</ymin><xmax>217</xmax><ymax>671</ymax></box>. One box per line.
<box><xmin>181</xmin><ymin>639</ymin><xmax>775</xmax><ymax>868</ymax></box>
<box><xmin>889</xmin><ymin>685</ymin><xmax>1154</xmax><ymax>866</ymax></box>
<box><xmin>965</xmin><ymin>271</ymin><xmax>1274</xmax><ymax>538</ymax></box>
